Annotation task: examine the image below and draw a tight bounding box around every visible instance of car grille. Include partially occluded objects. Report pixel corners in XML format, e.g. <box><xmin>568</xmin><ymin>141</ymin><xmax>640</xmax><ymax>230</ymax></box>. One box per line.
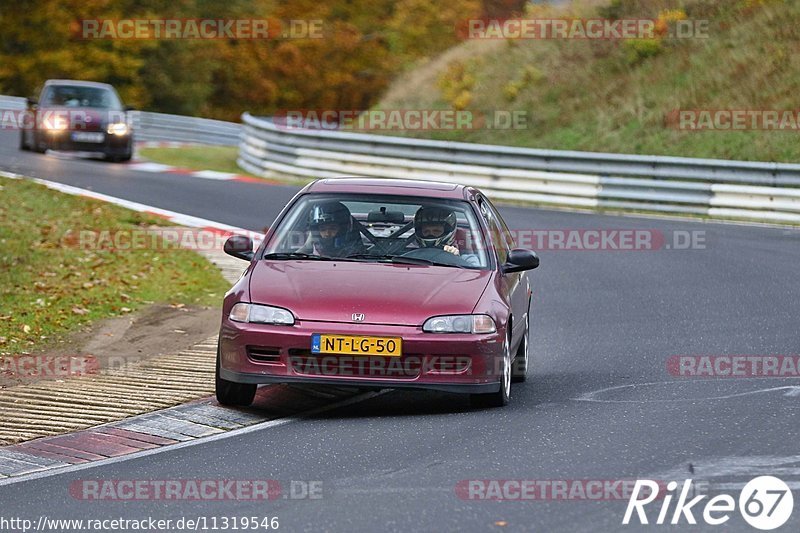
<box><xmin>288</xmin><ymin>355</ymin><xmax>422</xmax><ymax>379</ymax></box>
<box><xmin>246</xmin><ymin>346</ymin><xmax>281</xmax><ymax>363</ymax></box>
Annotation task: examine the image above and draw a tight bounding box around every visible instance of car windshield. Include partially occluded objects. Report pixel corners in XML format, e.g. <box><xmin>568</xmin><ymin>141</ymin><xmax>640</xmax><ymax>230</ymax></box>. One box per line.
<box><xmin>41</xmin><ymin>85</ymin><xmax>122</xmax><ymax>109</ymax></box>
<box><xmin>263</xmin><ymin>193</ymin><xmax>491</xmax><ymax>269</ymax></box>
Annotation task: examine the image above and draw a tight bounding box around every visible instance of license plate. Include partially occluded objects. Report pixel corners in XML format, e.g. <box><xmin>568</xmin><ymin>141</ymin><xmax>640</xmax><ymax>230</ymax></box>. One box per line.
<box><xmin>311</xmin><ymin>334</ymin><xmax>402</xmax><ymax>357</ymax></box>
<box><xmin>71</xmin><ymin>132</ymin><xmax>105</xmax><ymax>143</ymax></box>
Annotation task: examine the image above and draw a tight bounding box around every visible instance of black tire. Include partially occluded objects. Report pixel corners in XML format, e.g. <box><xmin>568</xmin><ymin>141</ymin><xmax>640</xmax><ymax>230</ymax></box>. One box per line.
<box><xmin>19</xmin><ymin>131</ymin><xmax>30</xmax><ymax>151</ymax></box>
<box><xmin>215</xmin><ymin>344</ymin><xmax>256</xmax><ymax>406</ymax></box>
<box><xmin>511</xmin><ymin>320</ymin><xmax>529</xmax><ymax>383</ymax></box>
<box><xmin>105</xmin><ymin>150</ymin><xmax>132</xmax><ymax>163</ymax></box>
<box><xmin>470</xmin><ymin>332</ymin><xmax>511</xmax><ymax>408</ymax></box>
<box><xmin>32</xmin><ymin>133</ymin><xmax>47</xmax><ymax>153</ymax></box>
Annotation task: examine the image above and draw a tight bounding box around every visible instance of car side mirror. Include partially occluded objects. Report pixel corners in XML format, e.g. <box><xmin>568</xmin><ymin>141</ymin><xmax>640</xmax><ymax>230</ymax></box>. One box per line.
<box><xmin>26</xmin><ymin>97</ymin><xmax>38</xmax><ymax>108</ymax></box>
<box><xmin>224</xmin><ymin>235</ymin><xmax>254</xmax><ymax>261</ymax></box>
<box><xmin>502</xmin><ymin>249</ymin><xmax>539</xmax><ymax>273</ymax></box>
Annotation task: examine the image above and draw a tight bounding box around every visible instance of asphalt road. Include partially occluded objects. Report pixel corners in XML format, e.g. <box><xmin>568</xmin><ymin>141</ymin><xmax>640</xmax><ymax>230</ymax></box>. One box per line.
<box><xmin>1</xmin><ymin>130</ymin><xmax>799</xmax><ymax>532</ymax></box>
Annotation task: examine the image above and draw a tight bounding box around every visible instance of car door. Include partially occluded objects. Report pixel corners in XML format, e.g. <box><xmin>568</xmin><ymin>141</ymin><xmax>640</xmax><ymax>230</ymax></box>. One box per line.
<box><xmin>478</xmin><ymin>195</ymin><xmax>529</xmax><ymax>348</ymax></box>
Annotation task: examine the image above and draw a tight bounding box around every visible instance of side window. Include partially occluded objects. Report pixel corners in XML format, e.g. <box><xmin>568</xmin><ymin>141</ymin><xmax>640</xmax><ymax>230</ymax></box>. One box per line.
<box><xmin>479</xmin><ymin>197</ymin><xmax>509</xmax><ymax>264</ymax></box>
<box><xmin>484</xmin><ymin>197</ymin><xmax>515</xmax><ymax>250</ymax></box>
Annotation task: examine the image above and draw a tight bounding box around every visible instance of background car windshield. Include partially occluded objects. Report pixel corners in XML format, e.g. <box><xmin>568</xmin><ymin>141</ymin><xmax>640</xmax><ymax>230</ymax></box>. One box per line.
<box><xmin>41</xmin><ymin>85</ymin><xmax>122</xmax><ymax>109</ymax></box>
<box><xmin>265</xmin><ymin>194</ymin><xmax>491</xmax><ymax>269</ymax></box>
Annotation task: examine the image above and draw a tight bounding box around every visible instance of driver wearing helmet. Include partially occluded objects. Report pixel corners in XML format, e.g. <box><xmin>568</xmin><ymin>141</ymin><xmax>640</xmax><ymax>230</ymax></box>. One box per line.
<box><xmin>298</xmin><ymin>200</ymin><xmax>365</xmax><ymax>257</ymax></box>
<box><xmin>414</xmin><ymin>206</ymin><xmax>481</xmax><ymax>266</ymax></box>
<box><xmin>414</xmin><ymin>206</ymin><xmax>460</xmax><ymax>255</ymax></box>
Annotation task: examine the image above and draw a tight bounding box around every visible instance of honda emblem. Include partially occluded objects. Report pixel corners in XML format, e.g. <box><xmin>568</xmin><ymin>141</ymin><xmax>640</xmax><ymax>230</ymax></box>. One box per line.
<box><xmin>352</xmin><ymin>313</ymin><xmax>365</xmax><ymax>322</ymax></box>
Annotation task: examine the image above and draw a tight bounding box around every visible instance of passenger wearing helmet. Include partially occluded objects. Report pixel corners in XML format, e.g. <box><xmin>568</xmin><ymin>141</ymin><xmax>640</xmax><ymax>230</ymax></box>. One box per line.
<box><xmin>298</xmin><ymin>201</ymin><xmax>365</xmax><ymax>257</ymax></box>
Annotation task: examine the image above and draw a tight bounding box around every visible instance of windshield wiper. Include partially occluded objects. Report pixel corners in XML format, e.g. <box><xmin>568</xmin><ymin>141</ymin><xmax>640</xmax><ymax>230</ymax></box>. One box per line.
<box><xmin>345</xmin><ymin>253</ymin><xmax>427</xmax><ymax>263</ymax></box>
<box><xmin>263</xmin><ymin>252</ymin><xmax>370</xmax><ymax>263</ymax></box>
<box><xmin>345</xmin><ymin>253</ymin><xmax>396</xmax><ymax>260</ymax></box>
<box><xmin>346</xmin><ymin>253</ymin><xmax>464</xmax><ymax>268</ymax></box>
<box><xmin>262</xmin><ymin>252</ymin><xmax>334</xmax><ymax>261</ymax></box>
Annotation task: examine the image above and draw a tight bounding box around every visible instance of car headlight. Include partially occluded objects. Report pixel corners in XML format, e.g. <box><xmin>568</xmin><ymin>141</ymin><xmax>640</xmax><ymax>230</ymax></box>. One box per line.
<box><xmin>43</xmin><ymin>117</ymin><xmax>68</xmax><ymax>131</ymax></box>
<box><xmin>422</xmin><ymin>314</ymin><xmax>496</xmax><ymax>334</ymax></box>
<box><xmin>107</xmin><ymin>122</ymin><xmax>130</xmax><ymax>135</ymax></box>
<box><xmin>229</xmin><ymin>303</ymin><xmax>294</xmax><ymax>325</ymax></box>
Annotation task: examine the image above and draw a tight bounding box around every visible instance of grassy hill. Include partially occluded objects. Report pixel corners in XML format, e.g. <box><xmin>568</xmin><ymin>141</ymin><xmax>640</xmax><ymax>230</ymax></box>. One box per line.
<box><xmin>375</xmin><ymin>0</ymin><xmax>800</xmax><ymax>163</ymax></box>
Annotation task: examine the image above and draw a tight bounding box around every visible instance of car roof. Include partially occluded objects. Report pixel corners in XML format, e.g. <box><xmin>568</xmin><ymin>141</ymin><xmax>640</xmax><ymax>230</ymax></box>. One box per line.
<box><xmin>43</xmin><ymin>79</ymin><xmax>115</xmax><ymax>90</ymax></box>
<box><xmin>305</xmin><ymin>177</ymin><xmax>471</xmax><ymax>199</ymax></box>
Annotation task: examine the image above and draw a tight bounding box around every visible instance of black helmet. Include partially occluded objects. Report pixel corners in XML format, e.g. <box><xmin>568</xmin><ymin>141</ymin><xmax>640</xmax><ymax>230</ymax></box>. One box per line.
<box><xmin>414</xmin><ymin>206</ymin><xmax>457</xmax><ymax>248</ymax></box>
<box><xmin>308</xmin><ymin>201</ymin><xmax>354</xmax><ymax>252</ymax></box>
<box><xmin>308</xmin><ymin>201</ymin><xmax>351</xmax><ymax>228</ymax></box>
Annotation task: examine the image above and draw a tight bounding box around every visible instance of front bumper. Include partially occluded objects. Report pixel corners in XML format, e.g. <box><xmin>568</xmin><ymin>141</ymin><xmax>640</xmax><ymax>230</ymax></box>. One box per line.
<box><xmin>41</xmin><ymin>130</ymin><xmax>132</xmax><ymax>154</ymax></box>
<box><xmin>219</xmin><ymin>319</ymin><xmax>505</xmax><ymax>394</ymax></box>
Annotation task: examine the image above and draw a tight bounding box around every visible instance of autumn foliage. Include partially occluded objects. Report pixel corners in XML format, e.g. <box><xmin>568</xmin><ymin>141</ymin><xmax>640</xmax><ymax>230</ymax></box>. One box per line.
<box><xmin>0</xmin><ymin>0</ymin><xmax>484</xmax><ymax>120</ymax></box>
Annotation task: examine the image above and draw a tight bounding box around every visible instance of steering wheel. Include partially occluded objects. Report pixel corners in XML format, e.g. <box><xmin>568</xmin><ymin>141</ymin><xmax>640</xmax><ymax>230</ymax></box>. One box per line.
<box><xmin>399</xmin><ymin>246</ymin><xmax>466</xmax><ymax>265</ymax></box>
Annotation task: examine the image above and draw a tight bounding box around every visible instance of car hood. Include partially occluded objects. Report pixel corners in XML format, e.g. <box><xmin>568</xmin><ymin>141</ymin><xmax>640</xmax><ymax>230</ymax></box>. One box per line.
<box><xmin>248</xmin><ymin>260</ymin><xmax>492</xmax><ymax>326</ymax></box>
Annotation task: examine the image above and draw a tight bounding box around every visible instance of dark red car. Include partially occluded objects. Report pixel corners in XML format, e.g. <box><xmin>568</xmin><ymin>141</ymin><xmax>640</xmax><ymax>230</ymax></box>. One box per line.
<box><xmin>217</xmin><ymin>178</ymin><xmax>539</xmax><ymax>407</ymax></box>
<box><xmin>19</xmin><ymin>79</ymin><xmax>134</xmax><ymax>162</ymax></box>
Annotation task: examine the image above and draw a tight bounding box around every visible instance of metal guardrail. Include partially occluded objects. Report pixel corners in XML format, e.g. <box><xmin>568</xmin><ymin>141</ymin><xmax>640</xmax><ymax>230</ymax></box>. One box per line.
<box><xmin>239</xmin><ymin>113</ymin><xmax>800</xmax><ymax>223</ymax></box>
<box><xmin>0</xmin><ymin>95</ymin><xmax>241</xmax><ymax>146</ymax></box>
<box><xmin>131</xmin><ymin>111</ymin><xmax>241</xmax><ymax>145</ymax></box>
<box><xmin>0</xmin><ymin>95</ymin><xmax>26</xmax><ymax>110</ymax></box>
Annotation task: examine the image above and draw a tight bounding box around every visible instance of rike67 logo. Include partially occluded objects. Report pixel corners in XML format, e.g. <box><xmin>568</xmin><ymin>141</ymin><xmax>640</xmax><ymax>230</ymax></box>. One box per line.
<box><xmin>623</xmin><ymin>476</ymin><xmax>794</xmax><ymax>530</ymax></box>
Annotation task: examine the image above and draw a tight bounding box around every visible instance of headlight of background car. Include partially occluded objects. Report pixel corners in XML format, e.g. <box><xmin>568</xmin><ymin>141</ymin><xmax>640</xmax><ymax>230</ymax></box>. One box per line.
<box><xmin>107</xmin><ymin>122</ymin><xmax>130</xmax><ymax>136</ymax></box>
<box><xmin>43</xmin><ymin>116</ymin><xmax>68</xmax><ymax>130</ymax></box>
<box><xmin>422</xmin><ymin>314</ymin><xmax>496</xmax><ymax>334</ymax></box>
<box><xmin>229</xmin><ymin>303</ymin><xmax>295</xmax><ymax>325</ymax></box>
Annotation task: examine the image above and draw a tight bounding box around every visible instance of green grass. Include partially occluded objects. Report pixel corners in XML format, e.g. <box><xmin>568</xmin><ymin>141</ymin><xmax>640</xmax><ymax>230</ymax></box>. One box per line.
<box><xmin>375</xmin><ymin>0</ymin><xmax>800</xmax><ymax>163</ymax></box>
<box><xmin>0</xmin><ymin>176</ymin><xmax>230</xmax><ymax>356</ymax></box>
<box><xmin>138</xmin><ymin>145</ymin><xmax>252</xmax><ymax>176</ymax></box>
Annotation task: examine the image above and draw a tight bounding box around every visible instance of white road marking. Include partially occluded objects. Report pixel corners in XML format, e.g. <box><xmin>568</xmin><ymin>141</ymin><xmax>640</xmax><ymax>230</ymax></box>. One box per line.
<box><xmin>649</xmin><ymin>455</ymin><xmax>800</xmax><ymax>491</ymax></box>
<box><xmin>126</xmin><ymin>162</ymin><xmax>174</xmax><ymax>173</ymax></box>
<box><xmin>574</xmin><ymin>379</ymin><xmax>800</xmax><ymax>403</ymax></box>
<box><xmin>192</xmin><ymin>170</ymin><xmax>239</xmax><ymax>180</ymax></box>
<box><xmin>0</xmin><ymin>170</ymin><xmax>263</xmax><ymax>237</ymax></box>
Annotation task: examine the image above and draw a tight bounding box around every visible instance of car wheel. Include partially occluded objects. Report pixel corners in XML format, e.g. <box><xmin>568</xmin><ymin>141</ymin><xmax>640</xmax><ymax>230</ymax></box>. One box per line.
<box><xmin>32</xmin><ymin>133</ymin><xmax>47</xmax><ymax>153</ymax></box>
<box><xmin>215</xmin><ymin>344</ymin><xmax>256</xmax><ymax>406</ymax></box>
<box><xmin>470</xmin><ymin>332</ymin><xmax>511</xmax><ymax>408</ymax></box>
<box><xmin>105</xmin><ymin>151</ymin><xmax>132</xmax><ymax>163</ymax></box>
<box><xmin>19</xmin><ymin>131</ymin><xmax>30</xmax><ymax>151</ymax></box>
<box><xmin>511</xmin><ymin>319</ymin><xmax>529</xmax><ymax>383</ymax></box>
